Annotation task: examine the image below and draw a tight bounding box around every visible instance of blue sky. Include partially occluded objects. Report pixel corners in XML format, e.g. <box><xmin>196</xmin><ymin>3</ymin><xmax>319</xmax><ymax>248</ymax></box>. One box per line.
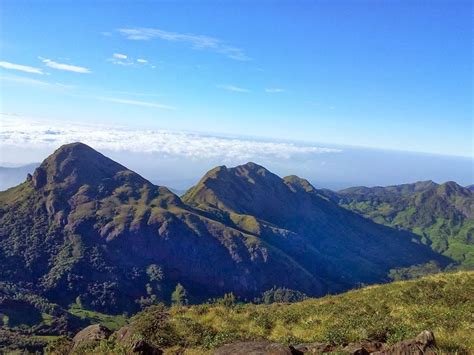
<box><xmin>1</xmin><ymin>0</ymin><xmax>472</xmax><ymax>157</ymax></box>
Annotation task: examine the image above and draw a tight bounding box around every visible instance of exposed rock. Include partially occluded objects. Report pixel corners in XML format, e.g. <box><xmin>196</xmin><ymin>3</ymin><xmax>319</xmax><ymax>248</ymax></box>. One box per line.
<box><xmin>130</xmin><ymin>339</ymin><xmax>163</xmax><ymax>354</ymax></box>
<box><xmin>342</xmin><ymin>343</ymin><xmax>369</xmax><ymax>354</ymax></box>
<box><xmin>292</xmin><ymin>342</ymin><xmax>333</xmax><ymax>353</ymax></box>
<box><xmin>342</xmin><ymin>340</ymin><xmax>384</xmax><ymax>354</ymax></box>
<box><xmin>72</xmin><ymin>324</ymin><xmax>112</xmax><ymax>349</ymax></box>
<box><xmin>213</xmin><ymin>341</ymin><xmax>294</xmax><ymax>355</ymax></box>
<box><xmin>32</xmin><ymin>167</ymin><xmax>46</xmax><ymax>189</ymax></box>
<box><xmin>415</xmin><ymin>330</ymin><xmax>435</xmax><ymax>346</ymax></box>
<box><xmin>113</xmin><ymin>325</ymin><xmax>163</xmax><ymax>354</ymax></box>
<box><xmin>373</xmin><ymin>330</ymin><xmax>436</xmax><ymax>354</ymax></box>
<box><xmin>115</xmin><ymin>325</ymin><xmax>134</xmax><ymax>344</ymax></box>
<box><xmin>360</xmin><ymin>341</ymin><xmax>384</xmax><ymax>353</ymax></box>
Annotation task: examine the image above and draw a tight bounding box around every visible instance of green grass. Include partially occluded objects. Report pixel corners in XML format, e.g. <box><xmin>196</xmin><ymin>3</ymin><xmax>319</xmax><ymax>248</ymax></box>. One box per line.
<box><xmin>41</xmin><ymin>313</ymin><xmax>53</xmax><ymax>326</ymax></box>
<box><xmin>121</xmin><ymin>272</ymin><xmax>473</xmax><ymax>354</ymax></box>
<box><xmin>2</xmin><ymin>314</ymin><xmax>9</xmax><ymax>327</ymax></box>
<box><xmin>35</xmin><ymin>335</ymin><xmax>62</xmax><ymax>342</ymax></box>
<box><xmin>68</xmin><ymin>304</ymin><xmax>127</xmax><ymax>331</ymax></box>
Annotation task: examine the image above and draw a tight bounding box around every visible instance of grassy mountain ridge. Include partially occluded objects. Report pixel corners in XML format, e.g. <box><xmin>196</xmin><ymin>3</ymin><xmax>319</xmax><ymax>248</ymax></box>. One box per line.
<box><xmin>328</xmin><ymin>181</ymin><xmax>474</xmax><ymax>268</ymax></box>
<box><xmin>64</xmin><ymin>271</ymin><xmax>474</xmax><ymax>354</ymax></box>
<box><xmin>0</xmin><ymin>143</ymin><xmax>446</xmax><ymax>317</ymax></box>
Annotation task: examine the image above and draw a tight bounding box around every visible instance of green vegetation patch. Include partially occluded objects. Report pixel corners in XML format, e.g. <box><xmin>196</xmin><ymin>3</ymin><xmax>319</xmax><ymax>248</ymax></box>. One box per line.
<box><xmin>68</xmin><ymin>304</ymin><xmax>127</xmax><ymax>331</ymax></box>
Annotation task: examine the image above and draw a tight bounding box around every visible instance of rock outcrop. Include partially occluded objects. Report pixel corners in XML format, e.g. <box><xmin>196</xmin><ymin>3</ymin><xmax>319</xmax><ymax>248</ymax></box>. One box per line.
<box><xmin>292</xmin><ymin>342</ymin><xmax>333</xmax><ymax>353</ymax></box>
<box><xmin>214</xmin><ymin>341</ymin><xmax>294</xmax><ymax>355</ymax></box>
<box><xmin>213</xmin><ymin>330</ymin><xmax>436</xmax><ymax>354</ymax></box>
<box><xmin>71</xmin><ymin>324</ymin><xmax>112</xmax><ymax>350</ymax></box>
<box><xmin>374</xmin><ymin>330</ymin><xmax>436</xmax><ymax>354</ymax></box>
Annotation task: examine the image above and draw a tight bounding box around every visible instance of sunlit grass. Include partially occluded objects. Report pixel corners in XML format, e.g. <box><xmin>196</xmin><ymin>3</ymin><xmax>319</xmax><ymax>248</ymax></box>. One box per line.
<box><xmin>111</xmin><ymin>271</ymin><xmax>473</xmax><ymax>354</ymax></box>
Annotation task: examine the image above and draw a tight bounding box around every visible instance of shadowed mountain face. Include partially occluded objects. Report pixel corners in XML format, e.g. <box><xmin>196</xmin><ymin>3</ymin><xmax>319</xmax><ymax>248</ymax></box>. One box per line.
<box><xmin>331</xmin><ymin>181</ymin><xmax>474</xmax><ymax>268</ymax></box>
<box><xmin>0</xmin><ymin>143</ymin><xmax>447</xmax><ymax>313</ymax></box>
<box><xmin>183</xmin><ymin>163</ymin><xmax>448</xmax><ymax>289</ymax></box>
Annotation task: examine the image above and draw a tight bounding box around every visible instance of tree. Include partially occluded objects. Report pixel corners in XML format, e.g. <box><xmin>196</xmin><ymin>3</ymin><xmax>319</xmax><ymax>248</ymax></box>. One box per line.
<box><xmin>146</xmin><ymin>264</ymin><xmax>164</xmax><ymax>282</ymax></box>
<box><xmin>75</xmin><ymin>295</ymin><xmax>83</xmax><ymax>308</ymax></box>
<box><xmin>137</xmin><ymin>264</ymin><xmax>164</xmax><ymax>309</ymax></box>
<box><xmin>259</xmin><ymin>287</ymin><xmax>307</xmax><ymax>304</ymax></box>
<box><xmin>213</xmin><ymin>292</ymin><xmax>236</xmax><ymax>307</ymax></box>
<box><xmin>171</xmin><ymin>283</ymin><xmax>188</xmax><ymax>306</ymax></box>
<box><xmin>222</xmin><ymin>292</ymin><xmax>236</xmax><ymax>307</ymax></box>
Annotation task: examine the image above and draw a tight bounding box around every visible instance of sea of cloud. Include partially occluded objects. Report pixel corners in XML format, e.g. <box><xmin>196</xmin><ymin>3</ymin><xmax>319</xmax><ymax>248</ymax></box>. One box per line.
<box><xmin>0</xmin><ymin>116</ymin><xmax>341</xmax><ymax>161</ymax></box>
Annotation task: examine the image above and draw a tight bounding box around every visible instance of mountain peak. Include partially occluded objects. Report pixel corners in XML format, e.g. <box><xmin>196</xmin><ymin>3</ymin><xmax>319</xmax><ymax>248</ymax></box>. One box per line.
<box><xmin>237</xmin><ymin>161</ymin><xmax>266</xmax><ymax>171</ymax></box>
<box><xmin>438</xmin><ymin>181</ymin><xmax>471</xmax><ymax>197</ymax></box>
<box><xmin>183</xmin><ymin>163</ymin><xmax>316</xmax><ymax>221</ymax></box>
<box><xmin>30</xmin><ymin>142</ymin><xmax>142</xmax><ymax>190</ymax></box>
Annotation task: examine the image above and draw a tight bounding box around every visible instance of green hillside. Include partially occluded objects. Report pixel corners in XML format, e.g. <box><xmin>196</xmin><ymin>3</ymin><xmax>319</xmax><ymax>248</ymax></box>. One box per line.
<box><xmin>53</xmin><ymin>271</ymin><xmax>473</xmax><ymax>354</ymax></box>
<box><xmin>332</xmin><ymin>181</ymin><xmax>474</xmax><ymax>268</ymax></box>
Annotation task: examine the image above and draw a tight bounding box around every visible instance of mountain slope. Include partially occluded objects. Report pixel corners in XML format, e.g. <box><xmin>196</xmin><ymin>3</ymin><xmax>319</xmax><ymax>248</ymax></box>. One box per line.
<box><xmin>0</xmin><ymin>143</ymin><xmax>448</xmax><ymax>315</ymax></box>
<box><xmin>183</xmin><ymin>163</ymin><xmax>446</xmax><ymax>289</ymax></box>
<box><xmin>333</xmin><ymin>181</ymin><xmax>474</xmax><ymax>268</ymax></box>
<box><xmin>1</xmin><ymin>143</ymin><xmax>327</xmax><ymax>313</ymax></box>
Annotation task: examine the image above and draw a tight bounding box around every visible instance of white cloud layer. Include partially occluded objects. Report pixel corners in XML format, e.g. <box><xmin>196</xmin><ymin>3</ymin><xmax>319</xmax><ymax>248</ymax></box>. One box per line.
<box><xmin>41</xmin><ymin>58</ymin><xmax>91</xmax><ymax>73</ymax></box>
<box><xmin>117</xmin><ymin>28</ymin><xmax>250</xmax><ymax>61</ymax></box>
<box><xmin>0</xmin><ymin>61</ymin><xmax>44</xmax><ymax>74</ymax></box>
<box><xmin>0</xmin><ymin>116</ymin><xmax>341</xmax><ymax>160</ymax></box>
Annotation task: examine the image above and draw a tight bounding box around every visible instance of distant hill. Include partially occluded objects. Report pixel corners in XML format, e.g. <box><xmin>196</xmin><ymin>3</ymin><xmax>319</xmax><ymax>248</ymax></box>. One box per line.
<box><xmin>0</xmin><ymin>143</ymin><xmax>445</xmax><ymax>316</ymax></box>
<box><xmin>325</xmin><ymin>181</ymin><xmax>474</xmax><ymax>268</ymax></box>
<box><xmin>0</xmin><ymin>163</ymin><xmax>38</xmax><ymax>191</ymax></box>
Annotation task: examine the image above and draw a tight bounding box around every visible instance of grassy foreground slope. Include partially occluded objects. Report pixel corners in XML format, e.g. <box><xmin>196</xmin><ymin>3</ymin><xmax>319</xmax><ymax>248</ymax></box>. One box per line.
<box><xmin>81</xmin><ymin>271</ymin><xmax>474</xmax><ymax>354</ymax></box>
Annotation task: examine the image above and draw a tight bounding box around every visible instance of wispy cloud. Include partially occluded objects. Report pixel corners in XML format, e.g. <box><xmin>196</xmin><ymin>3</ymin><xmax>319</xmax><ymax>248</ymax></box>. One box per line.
<box><xmin>98</xmin><ymin>97</ymin><xmax>176</xmax><ymax>110</ymax></box>
<box><xmin>108</xmin><ymin>57</ymin><xmax>133</xmax><ymax>66</ymax></box>
<box><xmin>41</xmin><ymin>58</ymin><xmax>91</xmax><ymax>73</ymax></box>
<box><xmin>265</xmin><ymin>88</ymin><xmax>285</xmax><ymax>93</ymax></box>
<box><xmin>0</xmin><ymin>74</ymin><xmax>73</xmax><ymax>90</ymax></box>
<box><xmin>113</xmin><ymin>53</ymin><xmax>127</xmax><ymax>59</ymax></box>
<box><xmin>0</xmin><ymin>116</ymin><xmax>341</xmax><ymax>160</ymax></box>
<box><xmin>108</xmin><ymin>54</ymin><xmax>152</xmax><ymax>67</ymax></box>
<box><xmin>117</xmin><ymin>28</ymin><xmax>250</xmax><ymax>61</ymax></box>
<box><xmin>218</xmin><ymin>84</ymin><xmax>250</xmax><ymax>93</ymax></box>
<box><xmin>0</xmin><ymin>61</ymin><xmax>44</xmax><ymax>75</ymax></box>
